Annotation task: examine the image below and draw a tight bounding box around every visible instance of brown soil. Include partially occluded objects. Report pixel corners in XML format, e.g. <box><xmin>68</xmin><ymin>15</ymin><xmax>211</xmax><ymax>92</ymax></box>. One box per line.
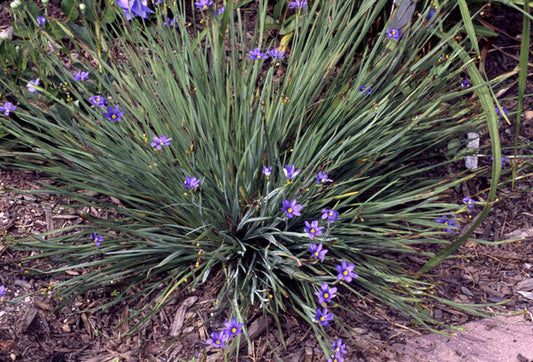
<box><xmin>1</xmin><ymin>1</ymin><xmax>533</xmax><ymax>361</ymax></box>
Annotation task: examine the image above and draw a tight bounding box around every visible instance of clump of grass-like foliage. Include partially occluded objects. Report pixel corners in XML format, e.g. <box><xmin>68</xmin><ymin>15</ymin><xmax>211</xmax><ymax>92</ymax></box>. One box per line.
<box><xmin>0</xmin><ymin>0</ymin><xmax>500</xmax><ymax>358</ymax></box>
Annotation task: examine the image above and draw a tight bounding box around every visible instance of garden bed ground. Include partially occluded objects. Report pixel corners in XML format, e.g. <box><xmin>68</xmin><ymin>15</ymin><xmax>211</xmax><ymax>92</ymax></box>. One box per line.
<box><xmin>1</xmin><ymin>1</ymin><xmax>533</xmax><ymax>361</ymax></box>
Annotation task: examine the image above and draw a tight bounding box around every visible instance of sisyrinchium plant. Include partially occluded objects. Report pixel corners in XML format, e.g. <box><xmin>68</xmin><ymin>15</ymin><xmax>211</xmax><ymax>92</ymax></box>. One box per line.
<box><xmin>0</xmin><ymin>0</ymin><xmax>500</xmax><ymax>359</ymax></box>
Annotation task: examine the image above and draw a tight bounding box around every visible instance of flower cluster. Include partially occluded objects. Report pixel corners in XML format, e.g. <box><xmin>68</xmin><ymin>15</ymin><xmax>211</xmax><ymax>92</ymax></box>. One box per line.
<box><xmin>248</xmin><ymin>47</ymin><xmax>286</xmax><ymax>61</ymax></box>
<box><xmin>195</xmin><ymin>0</ymin><xmax>213</xmax><ymax>10</ymax></box>
<box><xmin>115</xmin><ymin>0</ymin><xmax>154</xmax><ymax>20</ymax></box>
<box><xmin>206</xmin><ymin>318</ymin><xmax>243</xmax><ymax>349</ymax></box>
<box><xmin>289</xmin><ymin>0</ymin><xmax>307</xmax><ymax>10</ymax></box>
<box><xmin>73</xmin><ymin>71</ymin><xmax>89</xmax><ymax>82</ymax></box>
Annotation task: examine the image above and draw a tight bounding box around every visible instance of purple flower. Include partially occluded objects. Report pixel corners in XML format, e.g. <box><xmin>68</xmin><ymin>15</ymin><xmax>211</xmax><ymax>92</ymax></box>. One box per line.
<box><xmin>163</xmin><ymin>18</ymin><xmax>178</xmax><ymax>27</ymax></box>
<box><xmin>462</xmin><ymin>197</ymin><xmax>476</xmax><ymax>209</ymax></box>
<box><xmin>426</xmin><ymin>9</ymin><xmax>436</xmax><ymax>21</ymax></box>
<box><xmin>0</xmin><ymin>285</ymin><xmax>5</xmax><ymax>298</ymax></box>
<box><xmin>315</xmin><ymin>307</ymin><xmax>334</xmax><ymax>328</ymax></box>
<box><xmin>491</xmin><ymin>156</ymin><xmax>506</xmax><ymax>167</ymax></box>
<box><xmin>315</xmin><ymin>283</ymin><xmax>337</xmax><ymax>304</ymax></box>
<box><xmin>91</xmin><ymin>233</ymin><xmax>103</xmax><ymax>246</ymax></box>
<box><xmin>247</xmin><ymin>48</ymin><xmax>269</xmax><ymax>61</ymax></box>
<box><xmin>435</xmin><ymin>217</ymin><xmax>459</xmax><ymax>233</ymax></box>
<box><xmin>327</xmin><ymin>354</ymin><xmax>345</xmax><ymax>362</ymax></box>
<box><xmin>283</xmin><ymin>165</ymin><xmax>300</xmax><ymax>180</ymax></box>
<box><xmin>461</xmin><ymin>79</ymin><xmax>470</xmax><ymax>88</ymax></box>
<box><xmin>495</xmin><ymin>106</ymin><xmax>509</xmax><ymax>118</ymax></box>
<box><xmin>150</xmin><ymin>135</ymin><xmax>173</xmax><ymax>150</ymax></box>
<box><xmin>154</xmin><ymin>0</ymin><xmax>164</xmax><ymax>4</ymax></box>
<box><xmin>267</xmin><ymin>48</ymin><xmax>285</xmax><ymax>60</ymax></box>
<box><xmin>206</xmin><ymin>331</ymin><xmax>227</xmax><ymax>349</ymax></box>
<box><xmin>262</xmin><ymin>166</ymin><xmax>272</xmax><ymax>177</ymax></box>
<box><xmin>0</xmin><ymin>102</ymin><xmax>17</xmax><ymax>117</ymax></box>
<box><xmin>386</xmin><ymin>28</ymin><xmax>401</xmax><ymax>41</ymax></box>
<box><xmin>103</xmin><ymin>105</ymin><xmax>124</xmax><ymax>122</ymax></box>
<box><xmin>37</xmin><ymin>16</ymin><xmax>46</xmax><ymax>27</ymax></box>
<box><xmin>316</xmin><ymin>171</ymin><xmax>332</xmax><ymax>184</ymax></box>
<box><xmin>73</xmin><ymin>71</ymin><xmax>89</xmax><ymax>81</ymax></box>
<box><xmin>214</xmin><ymin>6</ymin><xmax>225</xmax><ymax>16</ymax></box>
<box><xmin>27</xmin><ymin>78</ymin><xmax>40</xmax><ymax>93</ymax></box>
<box><xmin>184</xmin><ymin>176</ymin><xmax>201</xmax><ymax>190</ymax></box>
<box><xmin>331</xmin><ymin>338</ymin><xmax>347</xmax><ymax>355</ymax></box>
<box><xmin>304</xmin><ymin>220</ymin><xmax>324</xmax><ymax>240</ymax></box>
<box><xmin>309</xmin><ymin>243</ymin><xmax>328</xmax><ymax>261</ymax></box>
<box><xmin>280</xmin><ymin>199</ymin><xmax>302</xmax><ymax>218</ymax></box>
<box><xmin>358</xmin><ymin>85</ymin><xmax>372</xmax><ymax>95</ymax></box>
<box><xmin>194</xmin><ymin>0</ymin><xmax>213</xmax><ymax>10</ymax></box>
<box><xmin>335</xmin><ymin>260</ymin><xmax>358</xmax><ymax>283</ymax></box>
<box><xmin>89</xmin><ymin>95</ymin><xmax>107</xmax><ymax>108</ymax></box>
<box><xmin>321</xmin><ymin>209</ymin><xmax>339</xmax><ymax>223</ymax></box>
<box><xmin>115</xmin><ymin>0</ymin><xmax>154</xmax><ymax>20</ymax></box>
<box><xmin>223</xmin><ymin>318</ymin><xmax>243</xmax><ymax>337</ymax></box>
<box><xmin>289</xmin><ymin>0</ymin><xmax>307</xmax><ymax>10</ymax></box>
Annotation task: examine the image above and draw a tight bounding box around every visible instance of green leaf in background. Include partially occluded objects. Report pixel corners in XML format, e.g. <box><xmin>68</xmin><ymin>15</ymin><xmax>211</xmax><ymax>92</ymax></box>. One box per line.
<box><xmin>61</xmin><ymin>0</ymin><xmax>80</xmax><ymax>22</ymax></box>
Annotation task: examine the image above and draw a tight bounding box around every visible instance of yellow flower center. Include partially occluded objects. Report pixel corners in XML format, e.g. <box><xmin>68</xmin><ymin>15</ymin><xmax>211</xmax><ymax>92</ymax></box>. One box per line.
<box><xmin>314</xmin><ymin>252</ymin><xmax>319</xmax><ymax>256</ymax></box>
<box><xmin>310</xmin><ymin>228</ymin><xmax>315</xmax><ymax>233</ymax></box>
<box><xmin>232</xmin><ymin>328</ymin><xmax>237</xmax><ymax>333</ymax></box>
<box><xmin>343</xmin><ymin>271</ymin><xmax>348</xmax><ymax>275</ymax></box>
<box><xmin>287</xmin><ymin>208</ymin><xmax>293</xmax><ymax>213</ymax></box>
<box><xmin>216</xmin><ymin>340</ymin><xmax>220</xmax><ymax>344</ymax></box>
<box><xmin>324</xmin><ymin>293</ymin><xmax>329</xmax><ymax>298</ymax></box>
<box><xmin>256</xmin><ymin>55</ymin><xmax>261</xmax><ymax>59</ymax></box>
<box><xmin>320</xmin><ymin>316</ymin><xmax>324</xmax><ymax>321</ymax></box>
<box><xmin>111</xmin><ymin>114</ymin><xmax>116</xmax><ymax>119</ymax></box>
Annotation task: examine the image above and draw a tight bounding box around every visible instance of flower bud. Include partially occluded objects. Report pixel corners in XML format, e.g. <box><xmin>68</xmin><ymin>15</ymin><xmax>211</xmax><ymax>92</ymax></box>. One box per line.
<box><xmin>42</xmin><ymin>0</ymin><xmax>49</xmax><ymax>5</ymax></box>
<box><xmin>79</xmin><ymin>3</ymin><xmax>86</xmax><ymax>12</ymax></box>
<box><xmin>10</xmin><ymin>0</ymin><xmax>21</xmax><ymax>10</ymax></box>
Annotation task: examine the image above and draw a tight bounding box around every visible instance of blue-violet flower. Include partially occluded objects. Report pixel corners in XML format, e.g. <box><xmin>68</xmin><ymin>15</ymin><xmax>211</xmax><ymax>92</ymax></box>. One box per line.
<box><xmin>0</xmin><ymin>285</ymin><xmax>5</xmax><ymax>298</ymax></box>
<box><xmin>37</xmin><ymin>16</ymin><xmax>46</xmax><ymax>26</ymax></box>
<box><xmin>332</xmin><ymin>338</ymin><xmax>347</xmax><ymax>355</ymax></box>
<box><xmin>495</xmin><ymin>106</ymin><xmax>509</xmax><ymax>118</ymax></box>
<box><xmin>280</xmin><ymin>199</ymin><xmax>302</xmax><ymax>218</ymax></box>
<box><xmin>151</xmin><ymin>135</ymin><xmax>172</xmax><ymax>150</ymax></box>
<box><xmin>73</xmin><ymin>71</ymin><xmax>89</xmax><ymax>81</ymax></box>
<box><xmin>89</xmin><ymin>95</ymin><xmax>107</xmax><ymax>108</ymax></box>
<box><xmin>321</xmin><ymin>209</ymin><xmax>339</xmax><ymax>223</ymax></box>
<box><xmin>315</xmin><ymin>307</ymin><xmax>334</xmax><ymax>328</ymax></box>
<box><xmin>283</xmin><ymin>165</ymin><xmax>300</xmax><ymax>180</ymax></box>
<box><xmin>315</xmin><ymin>283</ymin><xmax>337</xmax><ymax>304</ymax></box>
<box><xmin>194</xmin><ymin>0</ymin><xmax>213</xmax><ymax>10</ymax></box>
<box><xmin>115</xmin><ymin>0</ymin><xmax>154</xmax><ymax>20</ymax></box>
<box><xmin>0</xmin><ymin>102</ymin><xmax>17</xmax><ymax>116</ymax></box>
<box><xmin>435</xmin><ymin>217</ymin><xmax>459</xmax><ymax>233</ymax></box>
<box><xmin>206</xmin><ymin>331</ymin><xmax>227</xmax><ymax>349</ymax></box>
<box><xmin>27</xmin><ymin>78</ymin><xmax>40</xmax><ymax>93</ymax></box>
<box><xmin>91</xmin><ymin>233</ymin><xmax>103</xmax><ymax>246</ymax></box>
<box><xmin>267</xmin><ymin>48</ymin><xmax>285</xmax><ymax>60</ymax></box>
<box><xmin>327</xmin><ymin>354</ymin><xmax>345</xmax><ymax>362</ymax></box>
<box><xmin>335</xmin><ymin>260</ymin><xmax>358</xmax><ymax>283</ymax></box>
<box><xmin>184</xmin><ymin>176</ymin><xmax>201</xmax><ymax>190</ymax></box>
<box><xmin>289</xmin><ymin>0</ymin><xmax>307</xmax><ymax>10</ymax></box>
<box><xmin>316</xmin><ymin>171</ymin><xmax>332</xmax><ymax>184</ymax></box>
<box><xmin>223</xmin><ymin>318</ymin><xmax>243</xmax><ymax>338</ymax></box>
<box><xmin>309</xmin><ymin>243</ymin><xmax>328</xmax><ymax>260</ymax></box>
<box><xmin>386</xmin><ymin>28</ymin><xmax>401</xmax><ymax>41</ymax></box>
<box><xmin>247</xmin><ymin>48</ymin><xmax>269</xmax><ymax>60</ymax></box>
<box><xmin>262</xmin><ymin>166</ymin><xmax>272</xmax><ymax>177</ymax></box>
<box><xmin>358</xmin><ymin>85</ymin><xmax>372</xmax><ymax>95</ymax></box>
<box><xmin>103</xmin><ymin>105</ymin><xmax>124</xmax><ymax>122</ymax></box>
<box><xmin>304</xmin><ymin>220</ymin><xmax>324</xmax><ymax>240</ymax></box>
<box><xmin>462</xmin><ymin>197</ymin><xmax>476</xmax><ymax>209</ymax></box>
<box><xmin>461</xmin><ymin>79</ymin><xmax>470</xmax><ymax>88</ymax></box>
